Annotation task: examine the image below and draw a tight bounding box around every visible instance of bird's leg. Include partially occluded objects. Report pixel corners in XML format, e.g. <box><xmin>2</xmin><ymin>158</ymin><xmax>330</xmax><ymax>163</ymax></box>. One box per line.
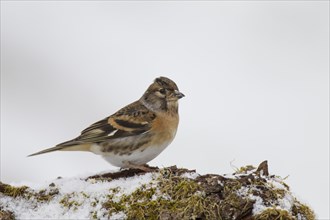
<box><xmin>124</xmin><ymin>162</ymin><xmax>158</xmax><ymax>172</ymax></box>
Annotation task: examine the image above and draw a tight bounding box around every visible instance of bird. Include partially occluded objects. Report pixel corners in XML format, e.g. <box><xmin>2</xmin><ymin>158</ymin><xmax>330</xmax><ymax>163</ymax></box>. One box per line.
<box><xmin>28</xmin><ymin>76</ymin><xmax>184</xmax><ymax>171</ymax></box>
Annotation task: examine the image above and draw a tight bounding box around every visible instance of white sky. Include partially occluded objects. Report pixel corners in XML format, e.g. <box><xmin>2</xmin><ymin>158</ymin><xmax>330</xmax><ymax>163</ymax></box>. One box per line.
<box><xmin>1</xmin><ymin>1</ymin><xmax>329</xmax><ymax>218</ymax></box>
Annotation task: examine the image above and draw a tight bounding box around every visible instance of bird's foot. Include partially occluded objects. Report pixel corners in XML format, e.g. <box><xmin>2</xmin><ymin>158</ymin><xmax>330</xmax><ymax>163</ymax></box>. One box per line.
<box><xmin>124</xmin><ymin>162</ymin><xmax>158</xmax><ymax>172</ymax></box>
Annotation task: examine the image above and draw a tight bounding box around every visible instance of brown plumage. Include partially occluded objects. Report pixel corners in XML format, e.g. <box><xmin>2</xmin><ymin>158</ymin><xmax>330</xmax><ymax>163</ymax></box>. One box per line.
<box><xmin>29</xmin><ymin>77</ymin><xmax>184</xmax><ymax>170</ymax></box>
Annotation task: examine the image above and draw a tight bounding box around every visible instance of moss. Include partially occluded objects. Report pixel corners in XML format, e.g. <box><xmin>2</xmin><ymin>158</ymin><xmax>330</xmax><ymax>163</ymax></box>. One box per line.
<box><xmin>35</xmin><ymin>188</ymin><xmax>59</xmax><ymax>202</ymax></box>
<box><xmin>234</xmin><ymin>165</ymin><xmax>256</xmax><ymax>174</ymax></box>
<box><xmin>103</xmin><ymin>197</ymin><xmax>126</xmax><ymax>214</ymax></box>
<box><xmin>59</xmin><ymin>193</ymin><xmax>82</xmax><ymax>210</ymax></box>
<box><xmin>103</xmin><ymin>168</ymin><xmax>221</xmax><ymax>219</ymax></box>
<box><xmin>0</xmin><ymin>162</ymin><xmax>316</xmax><ymax>220</ymax></box>
<box><xmin>91</xmin><ymin>211</ymin><xmax>98</xmax><ymax>219</ymax></box>
<box><xmin>0</xmin><ymin>209</ymin><xmax>15</xmax><ymax>220</ymax></box>
<box><xmin>90</xmin><ymin>199</ymin><xmax>99</xmax><ymax>207</ymax></box>
<box><xmin>0</xmin><ymin>182</ymin><xmax>59</xmax><ymax>203</ymax></box>
<box><xmin>0</xmin><ymin>182</ymin><xmax>29</xmax><ymax>198</ymax></box>
<box><xmin>103</xmin><ymin>187</ymin><xmax>126</xmax><ymax>214</ymax></box>
<box><xmin>218</xmin><ymin>181</ymin><xmax>253</xmax><ymax>219</ymax></box>
<box><xmin>59</xmin><ymin>191</ymin><xmax>97</xmax><ymax>210</ymax></box>
<box><xmin>292</xmin><ymin>201</ymin><xmax>316</xmax><ymax>220</ymax></box>
<box><xmin>255</xmin><ymin>208</ymin><xmax>295</xmax><ymax>220</ymax></box>
<box><xmin>101</xmin><ymin>165</ymin><xmax>316</xmax><ymax>220</ymax></box>
<box><xmin>81</xmin><ymin>192</ymin><xmax>90</xmax><ymax>199</ymax></box>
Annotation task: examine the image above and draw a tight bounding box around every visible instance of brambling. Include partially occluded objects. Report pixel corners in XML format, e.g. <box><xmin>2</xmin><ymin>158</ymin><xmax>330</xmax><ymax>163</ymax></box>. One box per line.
<box><xmin>29</xmin><ymin>77</ymin><xmax>184</xmax><ymax>171</ymax></box>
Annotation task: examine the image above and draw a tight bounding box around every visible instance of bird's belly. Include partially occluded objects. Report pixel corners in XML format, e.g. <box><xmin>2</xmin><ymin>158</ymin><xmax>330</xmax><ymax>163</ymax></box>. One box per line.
<box><xmin>90</xmin><ymin>140</ymin><xmax>172</xmax><ymax>168</ymax></box>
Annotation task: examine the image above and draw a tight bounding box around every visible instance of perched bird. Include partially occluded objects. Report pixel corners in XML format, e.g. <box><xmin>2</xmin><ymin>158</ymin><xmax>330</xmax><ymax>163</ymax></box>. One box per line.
<box><xmin>29</xmin><ymin>77</ymin><xmax>184</xmax><ymax>171</ymax></box>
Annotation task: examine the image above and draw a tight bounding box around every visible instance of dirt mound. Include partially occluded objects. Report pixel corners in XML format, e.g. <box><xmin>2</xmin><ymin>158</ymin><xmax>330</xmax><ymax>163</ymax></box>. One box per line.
<box><xmin>0</xmin><ymin>161</ymin><xmax>315</xmax><ymax>219</ymax></box>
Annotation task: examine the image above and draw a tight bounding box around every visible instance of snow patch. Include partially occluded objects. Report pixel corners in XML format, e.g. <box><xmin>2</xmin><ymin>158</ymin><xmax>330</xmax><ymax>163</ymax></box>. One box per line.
<box><xmin>180</xmin><ymin>172</ymin><xmax>199</xmax><ymax>179</ymax></box>
<box><xmin>0</xmin><ymin>172</ymin><xmax>156</xmax><ymax>219</ymax></box>
<box><xmin>236</xmin><ymin>177</ymin><xmax>295</xmax><ymax>216</ymax></box>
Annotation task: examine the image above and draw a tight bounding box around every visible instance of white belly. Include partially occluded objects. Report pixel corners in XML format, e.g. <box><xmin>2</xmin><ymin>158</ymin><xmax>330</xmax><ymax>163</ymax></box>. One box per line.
<box><xmin>90</xmin><ymin>140</ymin><xmax>172</xmax><ymax>168</ymax></box>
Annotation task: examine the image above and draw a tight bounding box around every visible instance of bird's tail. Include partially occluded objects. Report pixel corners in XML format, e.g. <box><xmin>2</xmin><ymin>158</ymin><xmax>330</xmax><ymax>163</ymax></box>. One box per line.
<box><xmin>28</xmin><ymin>144</ymin><xmax>91</xmax><ymax>157</ymax></box>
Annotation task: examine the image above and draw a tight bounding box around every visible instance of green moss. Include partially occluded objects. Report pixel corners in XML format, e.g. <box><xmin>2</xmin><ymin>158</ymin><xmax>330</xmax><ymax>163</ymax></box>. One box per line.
<box><xmin>103</xmin><ymin>198</ymin><xmax>126</xmax><ymax>214</ymax></box>
<box><xmin>255</xmin><ymin>208</ymin><xmax>295</xmax><ymax>220</ymax></box>
<box><xmin>90</xmin><ymin>198</ymin><xmax>99</xmax><ymax>207</ymax></box>
<box><xmin>103</xmin><ymin>168</ymin><xmax>220</xmax><ymax>219</ymax></box>
<box><xmin>101</xmin><ymin>166</ymin><xmax>316</xmax><ymax>220</ymax></box>
<box><xmin>35</xmin><ymin>188</ymin><xmax>59</xmax><ymax>202</ymax></box>
<box><xmin>0</xmin><ymin>182</ymin><xmax>59</xmax><ymax>203</ymax></box>
<box><xmin>59</xmin><ymin>193</ymin><xmax>82</xmax><ymax>210</ymax></box>
<box><xmin>91</xmin><ymin>211</ymin><xmax>98</xmax><ymax>219</ymax></box>
<box><xmin>0</xmin><ymin>209</ymin><xmax>15</xmax><ymax>220</ymax></box>
<box><xmin>81</xmin><ymin>192</ymin><xmax>90</xmax><ymax>199</ymax></box>
<box><xmin>0</xmin><ymin>182</ymin><xmax>29</xmax><ymax>198</ymax></box>
<box><xmin>234</xmin><ymin>165</ymin><xmax>256</xmax><ymax>174</ymax></box>
<box><xmin>59</xmin><ymin>191</ymin><xmax>98</xmax><ymax>211</ymax></box>
<box><xmin>0</xmin><ymin>163</ymin><xmax>316</xmax><ymax>220</ymax></box>
<box><xmin>292</xmin><ymin>202</ymin><xmax>316</xmax><ymax>220</ymax></box>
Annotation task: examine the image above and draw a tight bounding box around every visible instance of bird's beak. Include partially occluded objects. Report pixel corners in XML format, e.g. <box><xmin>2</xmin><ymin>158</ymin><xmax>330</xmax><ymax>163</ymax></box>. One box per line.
<box><xmin>175</xmin><ymin>90</ymin><xmax>185</xmax><ymax>99</ymax></box>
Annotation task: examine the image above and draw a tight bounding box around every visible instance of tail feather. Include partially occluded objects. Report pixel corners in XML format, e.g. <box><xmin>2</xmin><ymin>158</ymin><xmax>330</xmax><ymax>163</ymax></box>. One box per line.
<box><xmin>28</xmin><ymin>144</ymin><xmax>91</xmax><ymax>157</ymax></box>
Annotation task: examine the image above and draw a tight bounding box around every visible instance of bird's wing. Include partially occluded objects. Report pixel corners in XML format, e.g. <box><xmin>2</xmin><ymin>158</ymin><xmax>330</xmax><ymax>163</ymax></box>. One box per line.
<box><xmin>56</xmin><ymin>101</ymin><xmax>156</xmax><ymax>147</ymax></box>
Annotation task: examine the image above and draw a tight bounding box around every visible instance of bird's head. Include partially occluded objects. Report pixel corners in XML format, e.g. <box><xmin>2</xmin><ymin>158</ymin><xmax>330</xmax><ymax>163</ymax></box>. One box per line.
<box><xmin>140</xmin><ymin>76</ymin><xmax>184</xmax><ymax>113</ymax></box>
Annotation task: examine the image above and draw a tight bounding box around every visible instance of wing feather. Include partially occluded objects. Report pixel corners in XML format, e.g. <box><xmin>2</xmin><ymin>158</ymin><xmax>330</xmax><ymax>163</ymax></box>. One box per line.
<box><xmin>56</xmin><ymin>101</ymin><xmax>156</xmax><ymax>147</ymax></box>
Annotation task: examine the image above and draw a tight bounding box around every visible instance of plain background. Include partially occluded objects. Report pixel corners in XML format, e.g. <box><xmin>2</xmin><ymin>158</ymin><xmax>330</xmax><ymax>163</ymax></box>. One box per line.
<box><xmin>1</xmin><ymin>1</ymin><xmax>329</xmax><ymax>218</ymax></box>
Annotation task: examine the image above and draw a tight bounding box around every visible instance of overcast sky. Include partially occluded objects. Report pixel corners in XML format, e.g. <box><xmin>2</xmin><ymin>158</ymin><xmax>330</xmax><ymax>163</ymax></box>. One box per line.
<box><xmin>1</xmin><ymin>1</ymin><xmax>329</xmax><ymax>218</ymax></box>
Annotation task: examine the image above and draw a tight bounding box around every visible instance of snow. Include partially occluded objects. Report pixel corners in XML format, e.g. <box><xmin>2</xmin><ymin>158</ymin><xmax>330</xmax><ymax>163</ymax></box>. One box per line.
<box><xmin>0</xmin><ymin>171</ymin><xmax>157</xmax><ymax>219</ymax></box>
<box><xmin>238</xmin><ymin>189</ymin><xmax>295</xmax><ymax>216</ymax></box>
<box><xmin>180</xmin><ymin>171</ymin><xmax>199</xmax><ymax>179</ymax></box>
<box><xmin>110</xmin><ymin>211</ymin><xmax>126</xmax><ymax>220</ymax></box>
<box><xmin>1</xmin><ymin>169</ymin><xmax>203</xmax><ymax>219</ymax></box>
<box><xmin>0</xmin><ymin>169</ymin><xmax>309</xmax><ymax>219</ymax></box>
<box><xmin>250</xmin><ymin>195</ymin><xmax>267</xmax><ymax>214</ymax></box>
<box><xmin>222</xmin><ymin>169</ymin><xmax>255</xmax><ymax>179</ymax></box>
<box><xmin>268</xmin><ymin>177</ymin><xmax>288</xmax><ymax>190</ymax></box>
<box><xmin>236</xmin><ymin>174</ymin><xmax>296</xmax><ymax>216</ymax></box>
<box><xmin>278</xmin><ymin>193</ymin><xmax>295</xmax><ymax>211</ymax></box>
<box><xmin>250</xmin><ymin>193</ymin><xmax>294</xmax><ymax>215</ymax></box>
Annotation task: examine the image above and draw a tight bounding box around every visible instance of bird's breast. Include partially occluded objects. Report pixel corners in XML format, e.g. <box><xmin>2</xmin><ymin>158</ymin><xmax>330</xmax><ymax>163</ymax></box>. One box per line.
<box><xmin>89</xmin><ymin>113</ymin><xmax>179</xmax><ymax>168</ymax></box>
<box><xmin>149</xmin><ymin>113</ymin><xmax>179</xmax><ymax>145</ymax></box>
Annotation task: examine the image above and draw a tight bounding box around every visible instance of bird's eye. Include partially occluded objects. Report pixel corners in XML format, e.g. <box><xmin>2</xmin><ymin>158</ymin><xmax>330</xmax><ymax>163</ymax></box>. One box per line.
<box><xmin>159</xmin><ymin>88</ymin><xmax>166</xmax><ymax>94</ymax></box>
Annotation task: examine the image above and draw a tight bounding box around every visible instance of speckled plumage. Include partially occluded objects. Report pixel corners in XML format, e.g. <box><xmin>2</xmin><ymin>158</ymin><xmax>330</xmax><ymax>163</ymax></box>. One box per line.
<box><xmin>29</xmin><ymin>77</ymin><xmax>184</xmax><ymax>170</ymax></box>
